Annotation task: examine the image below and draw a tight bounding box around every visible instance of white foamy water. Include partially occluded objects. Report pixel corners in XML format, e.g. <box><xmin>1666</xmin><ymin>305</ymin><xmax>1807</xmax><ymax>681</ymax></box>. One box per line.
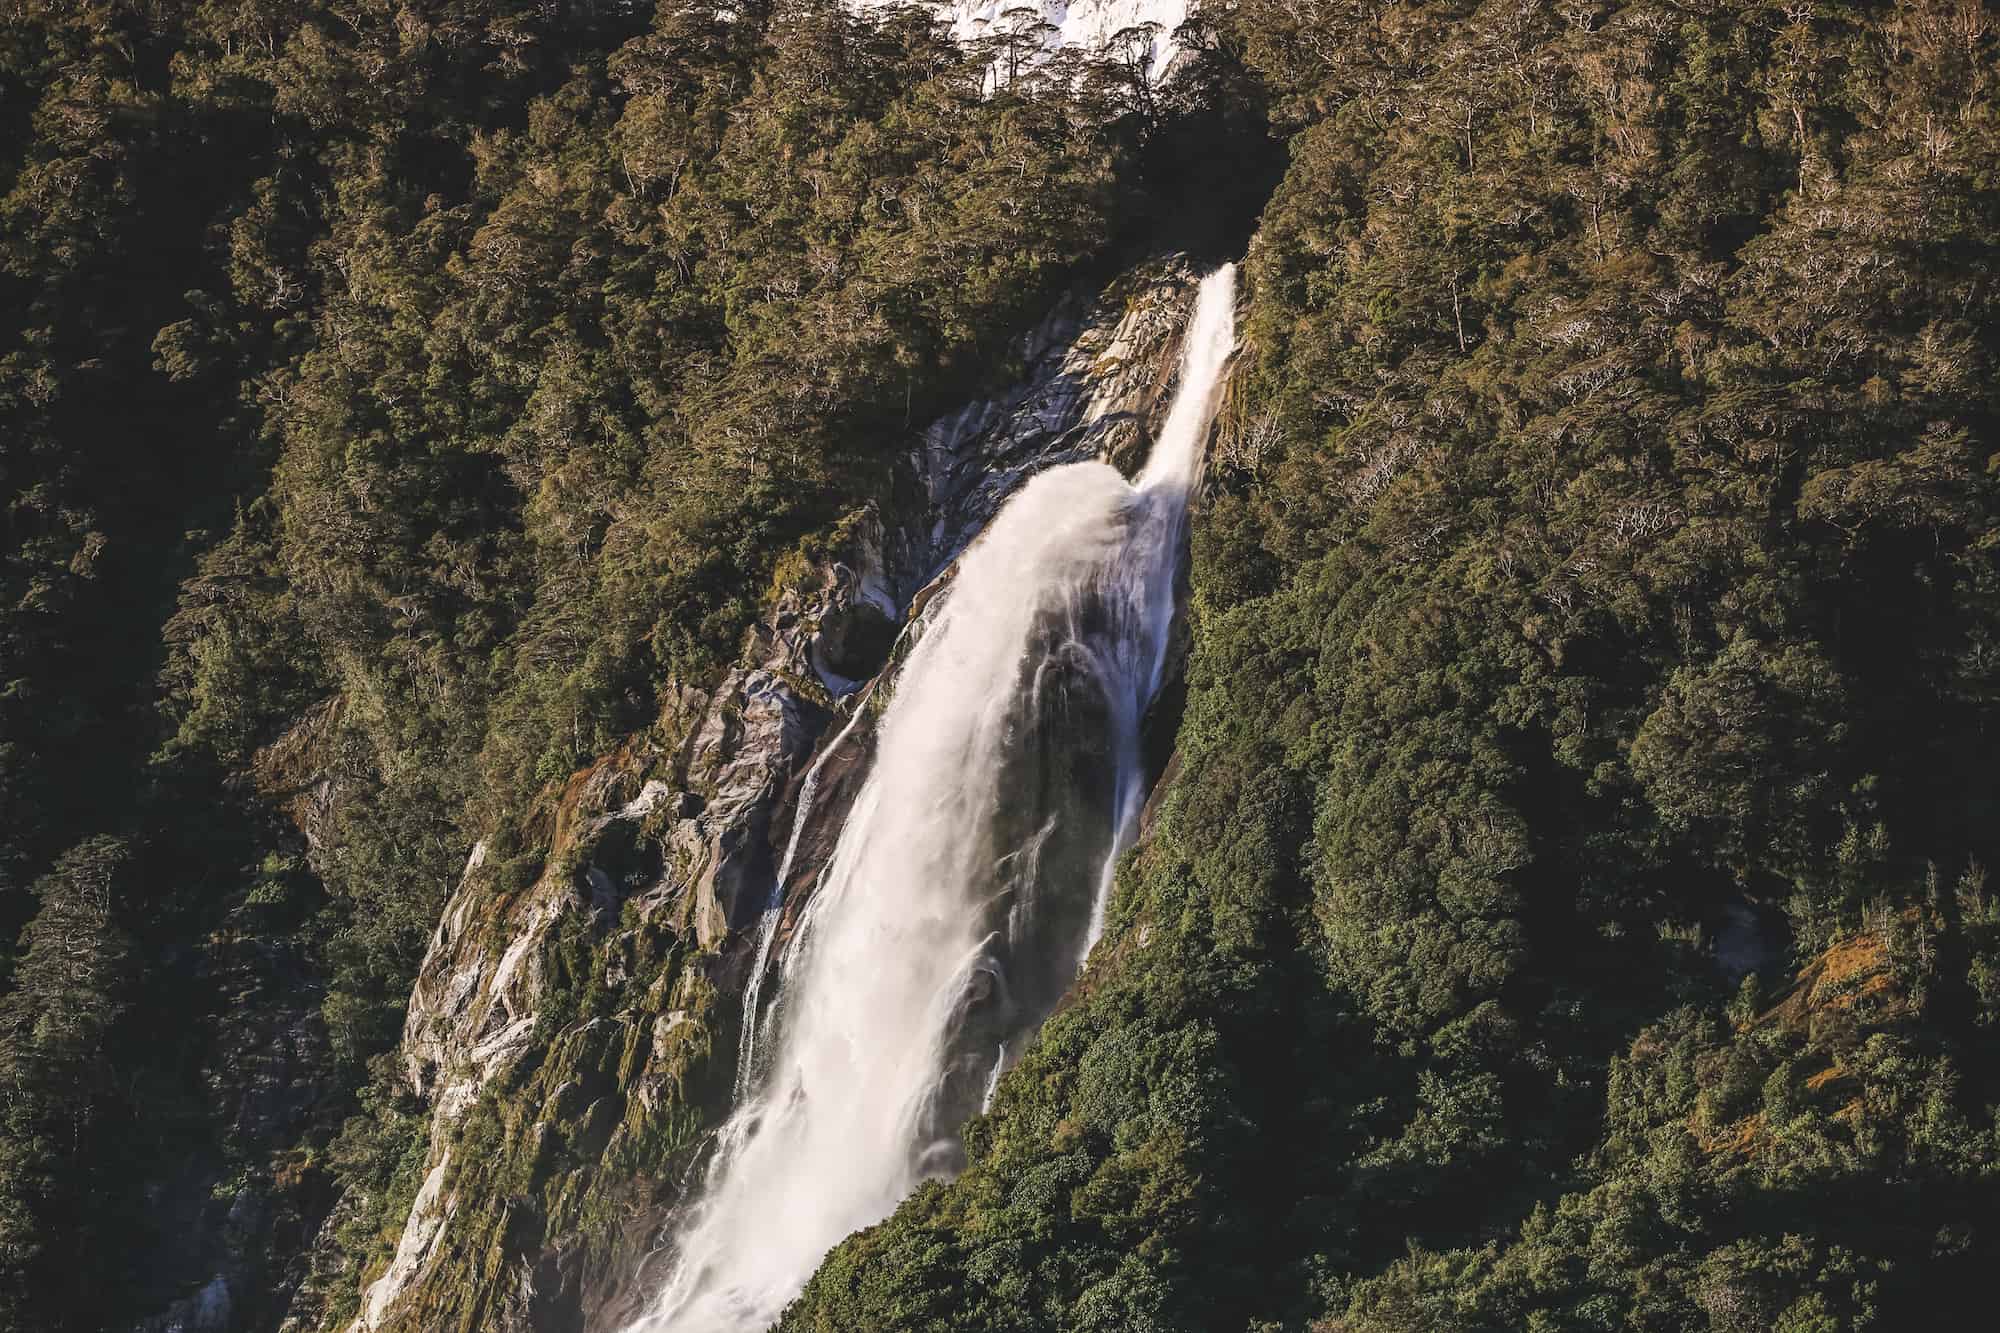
<box><xmin>627</xmin><ymin>265</ymin><xmax>1236</xmax><ymax>1333</ymax></box>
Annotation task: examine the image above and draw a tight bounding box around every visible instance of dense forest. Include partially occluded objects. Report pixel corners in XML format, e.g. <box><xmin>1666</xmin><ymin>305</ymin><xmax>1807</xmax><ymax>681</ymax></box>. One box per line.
<box><xmin>4</xmin><ymin>1</ymin><xmax>2000</xmax><ymax>1331</ymax></box>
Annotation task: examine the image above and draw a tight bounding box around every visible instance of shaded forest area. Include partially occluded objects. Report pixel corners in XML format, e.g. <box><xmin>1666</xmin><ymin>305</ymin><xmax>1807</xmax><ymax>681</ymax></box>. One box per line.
<box><xmin>6</xmin><ymin>1</ymin><xmax>2000</xmax><ymax>1332</ymax></box>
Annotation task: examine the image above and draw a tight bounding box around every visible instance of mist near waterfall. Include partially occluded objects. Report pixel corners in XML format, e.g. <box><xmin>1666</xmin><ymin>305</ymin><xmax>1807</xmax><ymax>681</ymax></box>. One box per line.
<box><xmin>628</xmin><ymin>264</ymin><xmax>1237</xmax><ymax>1333</ymax></box>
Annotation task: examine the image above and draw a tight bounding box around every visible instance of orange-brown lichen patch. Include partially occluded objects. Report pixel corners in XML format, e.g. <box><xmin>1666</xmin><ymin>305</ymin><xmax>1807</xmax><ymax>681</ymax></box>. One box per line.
<box><xmin>273</xmin><ymin>1151</ymin><xmax>312</xmax><ymax>1193</ymax></box>
<box><xmin>1760</xmin><ymin>923</ymin><xmax>1911</xmax><ymax>1031</ymax></box>
<box><xmin>250</xmin><ymin>693</ymin><xmax>346</xmax><ymax>840</ymax></box>
<box><xmin>1695</xmin><ymin>1112</ymin><xmax>1764</xmax><ymax>1159</ymax></box>
<box><xmin>548</xmin><ymin>734</ymin><xmax>649</xmax><ymax>853</ymax></box>
<box><xmin>1807</xmin><ymin>931</ymin><xmax>1897</xmax><ymax>1011</ymax></box>
<box><xmin>1817</xmin><ymin>932</ymin><xmax>1885</xmax><ymax>987</ymax></box>
<box><xmin>1804</xmin><ymin>1063</ymin><xmax>1848</xmax><ymax>1093</ymax></box>
<box><xmin>1626</xmin><ymin>1028</ymin><xmax>1668</xmax><ymax>1063</ymax></box>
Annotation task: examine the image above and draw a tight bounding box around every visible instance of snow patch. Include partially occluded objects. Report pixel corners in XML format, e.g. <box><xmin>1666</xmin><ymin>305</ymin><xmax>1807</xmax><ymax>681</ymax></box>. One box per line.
<box><xmin>855</xmin><ymin>0</ymin><xmax>1193</xmax><ymax>82</ymax></box>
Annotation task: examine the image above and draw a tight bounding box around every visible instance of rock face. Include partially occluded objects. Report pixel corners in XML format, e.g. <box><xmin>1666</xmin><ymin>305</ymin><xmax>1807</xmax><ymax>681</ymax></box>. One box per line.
<box><xmin>891</xmin><ymin>258</ymin><xmax>1203</xmax><ymax>579</ymax></box>
<box><xmin>327</xmin><ymin>256</ymin><xmax>1202</xmax><ymax>1333</ymax></box>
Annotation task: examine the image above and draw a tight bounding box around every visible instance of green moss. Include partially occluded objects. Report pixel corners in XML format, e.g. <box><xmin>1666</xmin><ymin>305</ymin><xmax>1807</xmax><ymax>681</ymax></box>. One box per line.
<box><xmin>391</xmin><ymin>899</ymin><xmax>721</xmax><ymax>1327</ymax></box>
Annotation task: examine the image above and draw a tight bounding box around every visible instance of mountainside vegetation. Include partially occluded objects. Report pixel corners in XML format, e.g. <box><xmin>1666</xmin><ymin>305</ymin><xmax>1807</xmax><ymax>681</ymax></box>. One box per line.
<box><xmin>5</xmin><ymin>0</ymin><xmax>2000</xmax><ymax>1331</ymax></box>
<box><xmin>785</xmin><ymin>1</ymin><xmax>2000</xmax><ymax>1330</ymax></box>
<box><xmin>1</xmin><ymin>1</ymin><xmax>1225</xmax><ymax>1325</ymax></box>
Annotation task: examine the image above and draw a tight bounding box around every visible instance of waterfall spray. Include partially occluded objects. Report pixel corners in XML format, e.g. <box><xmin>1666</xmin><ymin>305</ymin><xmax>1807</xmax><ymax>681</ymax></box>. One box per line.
<box><xmin>629</xmin><ymin>264</ymin><xmax>1236</xmax><ymax>1333</ymax></box>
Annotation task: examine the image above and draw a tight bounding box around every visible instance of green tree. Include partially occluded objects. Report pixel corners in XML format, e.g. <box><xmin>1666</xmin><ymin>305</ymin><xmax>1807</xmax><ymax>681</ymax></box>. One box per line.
<box><xmin>0</xmin><ymin>836</ymin><xmax>136</xmax><ymax>1330</ymax></box>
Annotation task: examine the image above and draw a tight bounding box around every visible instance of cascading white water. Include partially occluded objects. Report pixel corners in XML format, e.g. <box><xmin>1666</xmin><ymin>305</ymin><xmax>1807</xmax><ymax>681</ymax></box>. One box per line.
<box><xmin>731</xmin><ymin>701</ymin><xmax>866</xmax><ymax>1104</ymax></box>
<box><xmin>629</xmin><ymin>264</ymin><xmax>1235</xmax><ymax>1333</ymax></box>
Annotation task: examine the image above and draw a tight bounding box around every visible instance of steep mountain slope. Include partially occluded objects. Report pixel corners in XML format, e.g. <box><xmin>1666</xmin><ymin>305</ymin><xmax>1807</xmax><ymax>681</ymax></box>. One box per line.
<box><xmin>333</xmin><ymin>257</ymin><xmax>1208</xmax><ymax>1333</ymax></box>
<box><xmin>1</xmin><ymin>3</ymin><xmax>1210</xmax><ymax>1329</ymax></box>
<box><xmin>781</xmin><ymin>3</ymin><xmax>2000</xmax><ymax>1330</ymax></box>
<box><xmin>5</xmin><ymin>3</ymin><xmax>2000</xmax><ymax>1333</ymax></box>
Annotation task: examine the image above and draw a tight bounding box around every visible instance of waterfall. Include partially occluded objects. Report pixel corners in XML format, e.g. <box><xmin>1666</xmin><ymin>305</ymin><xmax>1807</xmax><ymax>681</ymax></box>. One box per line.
<box><xmin>732</xmin><ymin>699</ymin><xmax>867</xmax><ymax>1105</ymax></box>
<box><xmin>629</xmin><ymin>264</ymin><xmax>1236</xmax><ymax>1333</ymax></box>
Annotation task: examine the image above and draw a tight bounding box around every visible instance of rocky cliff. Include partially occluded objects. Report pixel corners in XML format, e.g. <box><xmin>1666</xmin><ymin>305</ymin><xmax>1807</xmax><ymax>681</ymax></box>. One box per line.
<box><xmin>297</xmin><ymin>255</ymin><xmax>1204</xmax><ymax>1333</ymax></box>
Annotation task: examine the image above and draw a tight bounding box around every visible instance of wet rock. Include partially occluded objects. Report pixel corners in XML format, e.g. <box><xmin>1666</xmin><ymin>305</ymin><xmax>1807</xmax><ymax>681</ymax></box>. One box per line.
<box><xmin>812</xmin><ymin>598</ymin><xmax>898</xmax><ymax>685</ymax></box>
<box><xmin>889</xmin><ymin>259</ymin><xmax>1199</xmax><ymax>583</ymax></box>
